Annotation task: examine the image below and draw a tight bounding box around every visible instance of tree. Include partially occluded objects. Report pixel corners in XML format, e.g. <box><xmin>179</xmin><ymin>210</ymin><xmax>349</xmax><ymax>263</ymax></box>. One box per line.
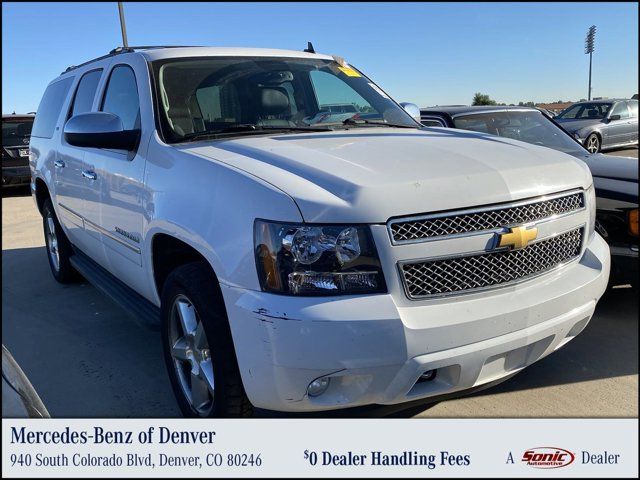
<box><xmin>472</xmin><ymin>92</ymin><xmax>497</xmax><ymax>106</ymax></box>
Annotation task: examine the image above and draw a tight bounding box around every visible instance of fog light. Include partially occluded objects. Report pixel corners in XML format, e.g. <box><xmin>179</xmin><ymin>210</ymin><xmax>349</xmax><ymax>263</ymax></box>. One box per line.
<box><xmin>418</xmin><ymin>369</ymin><xmax>437</xmax><ymax>382</ymax></box>
<box><xmin>307</xmin><ymin>377</ymin><xmax>330</xmax><ymax>397</ymax></box>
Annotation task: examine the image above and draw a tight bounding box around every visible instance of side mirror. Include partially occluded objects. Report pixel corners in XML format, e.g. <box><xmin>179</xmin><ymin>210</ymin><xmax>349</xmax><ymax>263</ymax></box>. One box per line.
<box><xmin>607</xmin><ymin>114</ymin><xmax>621</xmax><ymax>122</ymax></box>
<box><xmin>399</xmin><ymin>102</ymin><xmax>422</xmax><ymax>122</ymax></box>
<box><xmin>64</xmin><ymin>112</ymin><xmax>139</xmax><ymax>150</ymax></box>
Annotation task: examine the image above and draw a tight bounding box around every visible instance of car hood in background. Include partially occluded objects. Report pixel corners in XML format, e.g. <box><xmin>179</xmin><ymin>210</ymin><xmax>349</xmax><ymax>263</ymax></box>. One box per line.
<box><xmin>555</xmin><ymin>118</ymin><xmax>603</xmax><ymax>133</ymax></box>
<box><xmin>182</xmin><ymin>128</ymin><xmax>592</xmax><ymax>223</ymax></box>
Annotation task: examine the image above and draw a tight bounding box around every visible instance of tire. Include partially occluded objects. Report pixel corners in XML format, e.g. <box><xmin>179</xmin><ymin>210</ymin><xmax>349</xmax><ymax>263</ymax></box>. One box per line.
<box><xmin>585</xmin><ymin>133</ymin><xmax>601</xmax><ymax>153</ymax></box>
<box><xmin>42</xmin><ymin>198</ymin><xmax>80</xmax><ymax>283</ymax></box>
<box><xmin>161</xmin><ymin>261</ymin><xmax>253</xmax><ymax>418</ymax></box>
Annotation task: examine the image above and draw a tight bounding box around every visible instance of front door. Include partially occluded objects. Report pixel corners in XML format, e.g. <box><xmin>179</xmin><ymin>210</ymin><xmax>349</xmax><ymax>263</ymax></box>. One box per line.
<box><xmin>87</xmin><ymin>61</ymin><xmax>149</xmax><ymax>294</ymax></box>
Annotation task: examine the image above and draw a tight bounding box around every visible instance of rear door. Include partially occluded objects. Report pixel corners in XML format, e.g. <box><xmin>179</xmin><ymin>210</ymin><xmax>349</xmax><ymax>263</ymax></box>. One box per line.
<box><xmin>30</xmin><ymin>77</ymin><xmax>83</xmax><ymax>241</ymax></box>
<box><xmin>625</xmin><ymin>100</ymin><xmax>638</xmax><ymax>144</ymax></box>
<box><xmin>606</xmin><ymin>101</ymin><xmax>631</xmax><ymax>146</ymax></box>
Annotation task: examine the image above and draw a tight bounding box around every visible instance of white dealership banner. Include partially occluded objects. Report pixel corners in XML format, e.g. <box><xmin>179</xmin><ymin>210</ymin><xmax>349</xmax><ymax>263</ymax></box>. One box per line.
<box><xmin>2</xmin><ymin>419</ymin><xmax>637</xmax><ymax>478</ymax></box>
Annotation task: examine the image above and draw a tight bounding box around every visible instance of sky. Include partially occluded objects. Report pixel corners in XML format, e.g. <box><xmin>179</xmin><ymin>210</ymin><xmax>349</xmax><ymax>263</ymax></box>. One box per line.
<box><xmin>2</xmin><ymin>2</ymin><xmax>638</xmax><ymax>114</ymax></box>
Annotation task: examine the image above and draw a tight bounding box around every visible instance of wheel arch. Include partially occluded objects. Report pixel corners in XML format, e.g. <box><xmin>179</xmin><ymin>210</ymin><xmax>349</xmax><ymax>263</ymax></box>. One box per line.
<box><xmin>150</xmin><ymin>232</ymin><xmax>222</xmax><ymax>301</ymax></box>
<box><xmin>34</xmin><ymin>177</ymin><xmax>50</xmax><ymax>215</ymax></box>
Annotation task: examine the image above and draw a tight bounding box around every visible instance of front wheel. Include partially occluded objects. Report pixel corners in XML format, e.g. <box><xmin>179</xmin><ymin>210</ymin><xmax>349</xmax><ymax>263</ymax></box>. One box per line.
<box><xmin>161</xmin><ymin>262</ymin><xmax>253</xmax><ymax>418</ymax></box>
<box><xmin>585</xmin><ymin>133</ymin><xmax>601</xmax><ymax>153</ymax></box>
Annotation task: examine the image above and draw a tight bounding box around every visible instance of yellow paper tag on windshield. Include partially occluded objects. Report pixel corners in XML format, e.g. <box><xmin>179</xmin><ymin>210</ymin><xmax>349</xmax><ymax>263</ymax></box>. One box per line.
<box><xmin>338</xmin><ymin>66</ymin><xmax>361</xmax><ymax>77</ymax></box>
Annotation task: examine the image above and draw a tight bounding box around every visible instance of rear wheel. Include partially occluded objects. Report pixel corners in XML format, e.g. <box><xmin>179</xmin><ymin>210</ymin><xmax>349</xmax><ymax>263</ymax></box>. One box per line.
<box><xmin>585</xmin><ymin>133</ymin><xmax>601</xmax><ymax>153</ymax></box>
<box><xmin>42</xmin><ymin>198</ymin><xmax>80</xmax><ymax>283</ymax></box>
<box><xmin>161</xmin><ymin>261</ymin><xmax>253</xmax><ymax>418</ymax></box>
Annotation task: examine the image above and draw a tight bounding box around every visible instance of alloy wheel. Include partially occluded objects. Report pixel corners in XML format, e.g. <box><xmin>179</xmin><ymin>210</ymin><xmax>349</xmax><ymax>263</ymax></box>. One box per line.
<box><xmin>586</xmin><ymin>134</ymin><xmax>600</xmax><ymax>154</ymax></box>
<box><xmin>168</xmin><ymin>294</ymin><xmax>215</xmax><ymax>416</ymax></box>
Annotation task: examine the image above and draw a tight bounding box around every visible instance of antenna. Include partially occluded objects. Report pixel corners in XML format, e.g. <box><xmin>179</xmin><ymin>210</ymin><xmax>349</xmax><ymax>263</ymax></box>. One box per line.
<box><xmin>304</xmin><ymin>42</ymin><xmax>315</xmax><ymax>54</ymax></box>
<box><xmin>118</xmin><ymin>2</ymin><xmax>129</xmax><ymax>48</ymax></box>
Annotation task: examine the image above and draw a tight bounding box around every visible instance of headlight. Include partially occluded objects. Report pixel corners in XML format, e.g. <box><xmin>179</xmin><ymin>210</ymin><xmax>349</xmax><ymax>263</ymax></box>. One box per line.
<box><xmin>586</xmin><ymin>184</ymin><xmax>597</xmax><ymax>240</ymax></box>
<box><xmin>629</xmin><ymin>209</ymin><xmax>639</xmax><ymax>237</ymax></box>
<box><xmin>254</xmin><ymin>220</ymin><xmax>386</xmax><ymax>295</ymax></box>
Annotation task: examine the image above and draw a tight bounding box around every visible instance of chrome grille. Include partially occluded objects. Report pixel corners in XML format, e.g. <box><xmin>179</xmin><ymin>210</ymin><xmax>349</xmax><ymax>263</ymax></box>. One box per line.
<box><xmin>400</xmin><ymin>227</ymin><xmax>583</xmax><ymax>298</ymax></box>
<box><xmin>390</xmin><ymin>191</ymin><xmax>584</xmax><ymax>243</ymax></box>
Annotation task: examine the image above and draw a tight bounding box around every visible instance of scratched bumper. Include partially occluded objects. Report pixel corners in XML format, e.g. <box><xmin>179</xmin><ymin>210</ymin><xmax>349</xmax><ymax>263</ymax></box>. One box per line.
<box><xmin>221</xmin><ymin>233</ymin><xmax>609</xmax><ymax>412</ymax></box>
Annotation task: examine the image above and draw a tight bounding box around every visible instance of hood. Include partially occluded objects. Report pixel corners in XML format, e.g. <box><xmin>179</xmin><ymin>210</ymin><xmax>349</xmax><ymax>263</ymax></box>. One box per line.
<box><xmin>580</xmin><ymin>153</ymin><xmax>638</xmax><ymax>205</ymax></box>
<box><xmin>554</xmin><ymin>118</ymin><xmax>602</xmax><ymax>133</ymax></box>
<box><xmin>180</xmin><ymin>128</ymin><xmax>593</xmax><ymax>223</ymax></box>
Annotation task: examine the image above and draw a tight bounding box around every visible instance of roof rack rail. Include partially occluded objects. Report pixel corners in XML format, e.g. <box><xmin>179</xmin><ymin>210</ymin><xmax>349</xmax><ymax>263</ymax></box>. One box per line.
<box><xmin>63</xmin><ymin>45</ymin><xmax>196</xmax><ymax>75</ymax></box>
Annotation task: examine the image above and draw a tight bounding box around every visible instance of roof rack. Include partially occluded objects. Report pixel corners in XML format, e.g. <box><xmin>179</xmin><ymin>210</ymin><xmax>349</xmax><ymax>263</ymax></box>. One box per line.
<box><xmin>62</xmin><ymin>45</ymin><xmax>196</xmax><ymax>74</ymax></box>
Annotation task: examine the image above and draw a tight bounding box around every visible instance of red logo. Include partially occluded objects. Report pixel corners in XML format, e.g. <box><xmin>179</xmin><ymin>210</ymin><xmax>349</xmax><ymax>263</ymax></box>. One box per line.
<box><xmin>522</xmin><ymin>447</ymin><xmax>575</xmax><ymax>469</ymax></box>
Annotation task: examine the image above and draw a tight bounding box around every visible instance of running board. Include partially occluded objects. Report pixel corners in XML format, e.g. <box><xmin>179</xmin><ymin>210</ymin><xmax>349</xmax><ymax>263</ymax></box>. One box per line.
<box><xmin>70</xmin><ymin>250</ymin><xmax>160</xmax><ymax>330</ymax></box>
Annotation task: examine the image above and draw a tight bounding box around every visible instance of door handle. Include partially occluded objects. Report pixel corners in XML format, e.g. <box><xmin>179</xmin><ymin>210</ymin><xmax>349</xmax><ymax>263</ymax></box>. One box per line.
<box><xmin>81</xmin><ymin>170</ymin><xmax>97</xmax><ymax>180</ymax></box>
<box><xmin>54</xmin><ymin>160</ymin><xmax>65</xmax><ymax>168</ymax></box>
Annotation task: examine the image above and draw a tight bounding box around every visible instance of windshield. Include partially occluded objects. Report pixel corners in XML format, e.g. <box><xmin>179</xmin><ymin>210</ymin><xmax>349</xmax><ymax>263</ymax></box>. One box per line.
<box><xmin>556</xmin><ymin>102</ymin><xmax>612</xmax><ymax>120</ymax></box>
<box><xmin>151</xmin><ymin>57</ymin><xmax>418</xmax><ymax>142</ymax></box>
<box><xmin>453</xmin><ymin>110</ymin><xmax>588</xmax><ymax>156</ymax></box>
<box><xmin>2</xmin><ymin>118</ymin><xmax>33</xmax><ymax>147</ymax></box>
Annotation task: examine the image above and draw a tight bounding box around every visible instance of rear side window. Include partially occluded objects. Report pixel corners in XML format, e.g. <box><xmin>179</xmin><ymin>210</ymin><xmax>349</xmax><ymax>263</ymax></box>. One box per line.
<box><xmin>32</xmin><ymin>77</ymin><xmax>74</xmax><ymax>138</ymax></box>
<box><xmin>69</xmin><ymin>69</ymin><xmax>102</xmax><ymax>117</ymax></box>
<box><xmin>101</xmin><ymin>65</ymin><xmax>140</xmax><ymax>130</ymax></box>
<box><xmin>610</xmin><ymin>101</ymin><xmax>630</xmax><ymax>119</ymax></box>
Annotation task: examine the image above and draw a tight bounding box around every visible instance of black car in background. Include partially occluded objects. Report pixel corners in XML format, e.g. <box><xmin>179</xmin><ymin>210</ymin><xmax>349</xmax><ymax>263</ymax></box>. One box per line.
<box><xmin>2</xmin><ymin>113</ymin><xmax>34</xmax><ymax>188</ymax></box>
<box><xmin>420</xmin><ymin>105</ymin><xmax>638</xmax><ymax>287</ymax></box>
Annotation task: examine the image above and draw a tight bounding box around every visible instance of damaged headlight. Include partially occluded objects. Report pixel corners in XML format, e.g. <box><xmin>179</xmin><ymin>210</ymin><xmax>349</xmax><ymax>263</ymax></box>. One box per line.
<box><xmin>254</xmin><ymin>220</ymin><xmax>386</xmax><ymax>295</ymax></box>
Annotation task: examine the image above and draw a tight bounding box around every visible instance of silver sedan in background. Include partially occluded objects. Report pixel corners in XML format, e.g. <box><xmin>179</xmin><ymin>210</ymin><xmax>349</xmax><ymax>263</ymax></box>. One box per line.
<box><xmin>554</xmin><ymin>99</ymin><xmax>638</xmax><ymax>153</ymax></box>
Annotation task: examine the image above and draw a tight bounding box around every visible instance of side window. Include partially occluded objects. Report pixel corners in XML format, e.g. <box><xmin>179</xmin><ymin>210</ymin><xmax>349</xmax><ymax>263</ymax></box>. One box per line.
<box><xmin>627</xmin><ymin>100</ymin><xmax>638</xmax><ymax>118</ymax></box>
<box><xmin>101</xmin><ymin>65</ymin><xmax>140</xmax><ymax>130</ymax></box>
<box><xmin>610</xmin><ymin>102</ymin><xmax>630</xmax><ymax>119</ymax></box>
<box><xmin>69</xmin><ymin>69</ymin><xmax>102</xmax><ymax>118</ymax></box>
<box><xmin>31</xmin><ymin>77</ymin><xmax>74</xmax><ymax>138</ymax></box>
<box><xmin>309</xmin><ymin>70</ymin><xmax>376</xmax><ymax>114</ymax></box>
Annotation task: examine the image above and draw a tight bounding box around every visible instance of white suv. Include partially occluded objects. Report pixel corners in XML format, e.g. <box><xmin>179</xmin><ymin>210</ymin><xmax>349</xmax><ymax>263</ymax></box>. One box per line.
<box><xmin>30</xmin><ymin>46</ymin><xmax>610</xmax><ymax>417</ymax></box>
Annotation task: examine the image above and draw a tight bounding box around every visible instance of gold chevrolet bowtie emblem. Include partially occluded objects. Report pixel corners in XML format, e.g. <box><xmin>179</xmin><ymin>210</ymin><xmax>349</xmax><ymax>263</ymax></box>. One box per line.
<box><xmin>498</xmin><ymin>226</ymin><xmax>538</xmax><ymax>250</ymax></box>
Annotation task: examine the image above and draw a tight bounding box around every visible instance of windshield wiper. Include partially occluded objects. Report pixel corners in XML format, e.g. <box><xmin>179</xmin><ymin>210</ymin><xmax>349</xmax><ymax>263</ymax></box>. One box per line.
<box><xmin>178</xmin><ymin>124</ymin><xmax>332</xmax><ymax>143</ymax></box>
<box><xmin>340</xmin><ymin>117</ymin><xmax>418</xmax><ymax>128</ymax></box>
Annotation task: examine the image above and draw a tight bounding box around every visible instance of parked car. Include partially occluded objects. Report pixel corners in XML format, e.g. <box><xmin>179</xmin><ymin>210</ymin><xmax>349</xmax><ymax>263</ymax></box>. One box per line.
<box><xmin>2</xmin><ymin>113</ymin><xmax>34</xmax><ymax>187</ymax></box>
<box><xmin>420</xmin><ymin>105</ymin><xmax>638</xmax><ymax>286</ymax></box>
<box><xmin>554</xmin><ymin>99</ymin><xmax>638</xmax><ymax>153</ymax></box>
<box><xmin>31</xmin><ymin>46</ymin><xmax>609</xmax><ymax>417</ymax></box>
<box><xmin>2</xmin><ymin>345</ymin><xmax>49</xmax><ymax>418</ymax></box>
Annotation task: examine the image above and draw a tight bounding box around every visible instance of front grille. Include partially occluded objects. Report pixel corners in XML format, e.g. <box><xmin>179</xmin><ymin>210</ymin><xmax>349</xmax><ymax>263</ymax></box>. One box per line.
<box><xmin>390</xmin><ymin>191</ymin><xmax>584</xmax><ymax>243</ymax></box>
<box><xmin>400</xmin><ymin>227</ymin><xmax>583</xmax><ymax>298</ymax></box>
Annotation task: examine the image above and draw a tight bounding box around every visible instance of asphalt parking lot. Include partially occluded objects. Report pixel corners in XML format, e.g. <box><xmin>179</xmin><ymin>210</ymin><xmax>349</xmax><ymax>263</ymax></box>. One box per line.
<box><xmin>2</xmin><ymin>151</ymin><xmax>637</xmax><ymax>418</ymax></box>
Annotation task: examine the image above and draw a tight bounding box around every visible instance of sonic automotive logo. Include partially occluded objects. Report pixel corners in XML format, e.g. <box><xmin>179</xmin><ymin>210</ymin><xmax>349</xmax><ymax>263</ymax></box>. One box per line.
<box><xmin>521</xmin><ymin>447</ymin><xmax>575</xmax><ymax>468</ymax></box>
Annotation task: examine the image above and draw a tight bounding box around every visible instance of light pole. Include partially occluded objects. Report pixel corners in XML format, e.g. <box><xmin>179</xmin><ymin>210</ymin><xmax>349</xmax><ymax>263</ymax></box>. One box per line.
<box><xmin>118</xmin><ymin>2</ymin><xmax>129</xmax><ymax>48</ymax></box>
<box><xmin>585</xmin><ymin>25</ymin><xmax>596</xmax><ymax>101</ymax></box>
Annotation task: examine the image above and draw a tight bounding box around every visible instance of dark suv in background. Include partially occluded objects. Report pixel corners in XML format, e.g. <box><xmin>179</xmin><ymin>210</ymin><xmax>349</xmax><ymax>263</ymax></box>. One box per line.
<box><xmin>2</xmin><ymin>113</ymin><xmax>34</xmax><ymax>188</ymax></box>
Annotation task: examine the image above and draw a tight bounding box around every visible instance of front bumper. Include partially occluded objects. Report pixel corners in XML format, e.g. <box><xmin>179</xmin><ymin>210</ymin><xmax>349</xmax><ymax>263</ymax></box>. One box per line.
<box><xmin>222</xmin><ymin>233</ymin><xmax>610</xmax><ymax>412</ymax></box>
<box><xmin>2</xmin><ymin>166</ymin><xmax>31</xmax><ymax>186</ymax></box>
